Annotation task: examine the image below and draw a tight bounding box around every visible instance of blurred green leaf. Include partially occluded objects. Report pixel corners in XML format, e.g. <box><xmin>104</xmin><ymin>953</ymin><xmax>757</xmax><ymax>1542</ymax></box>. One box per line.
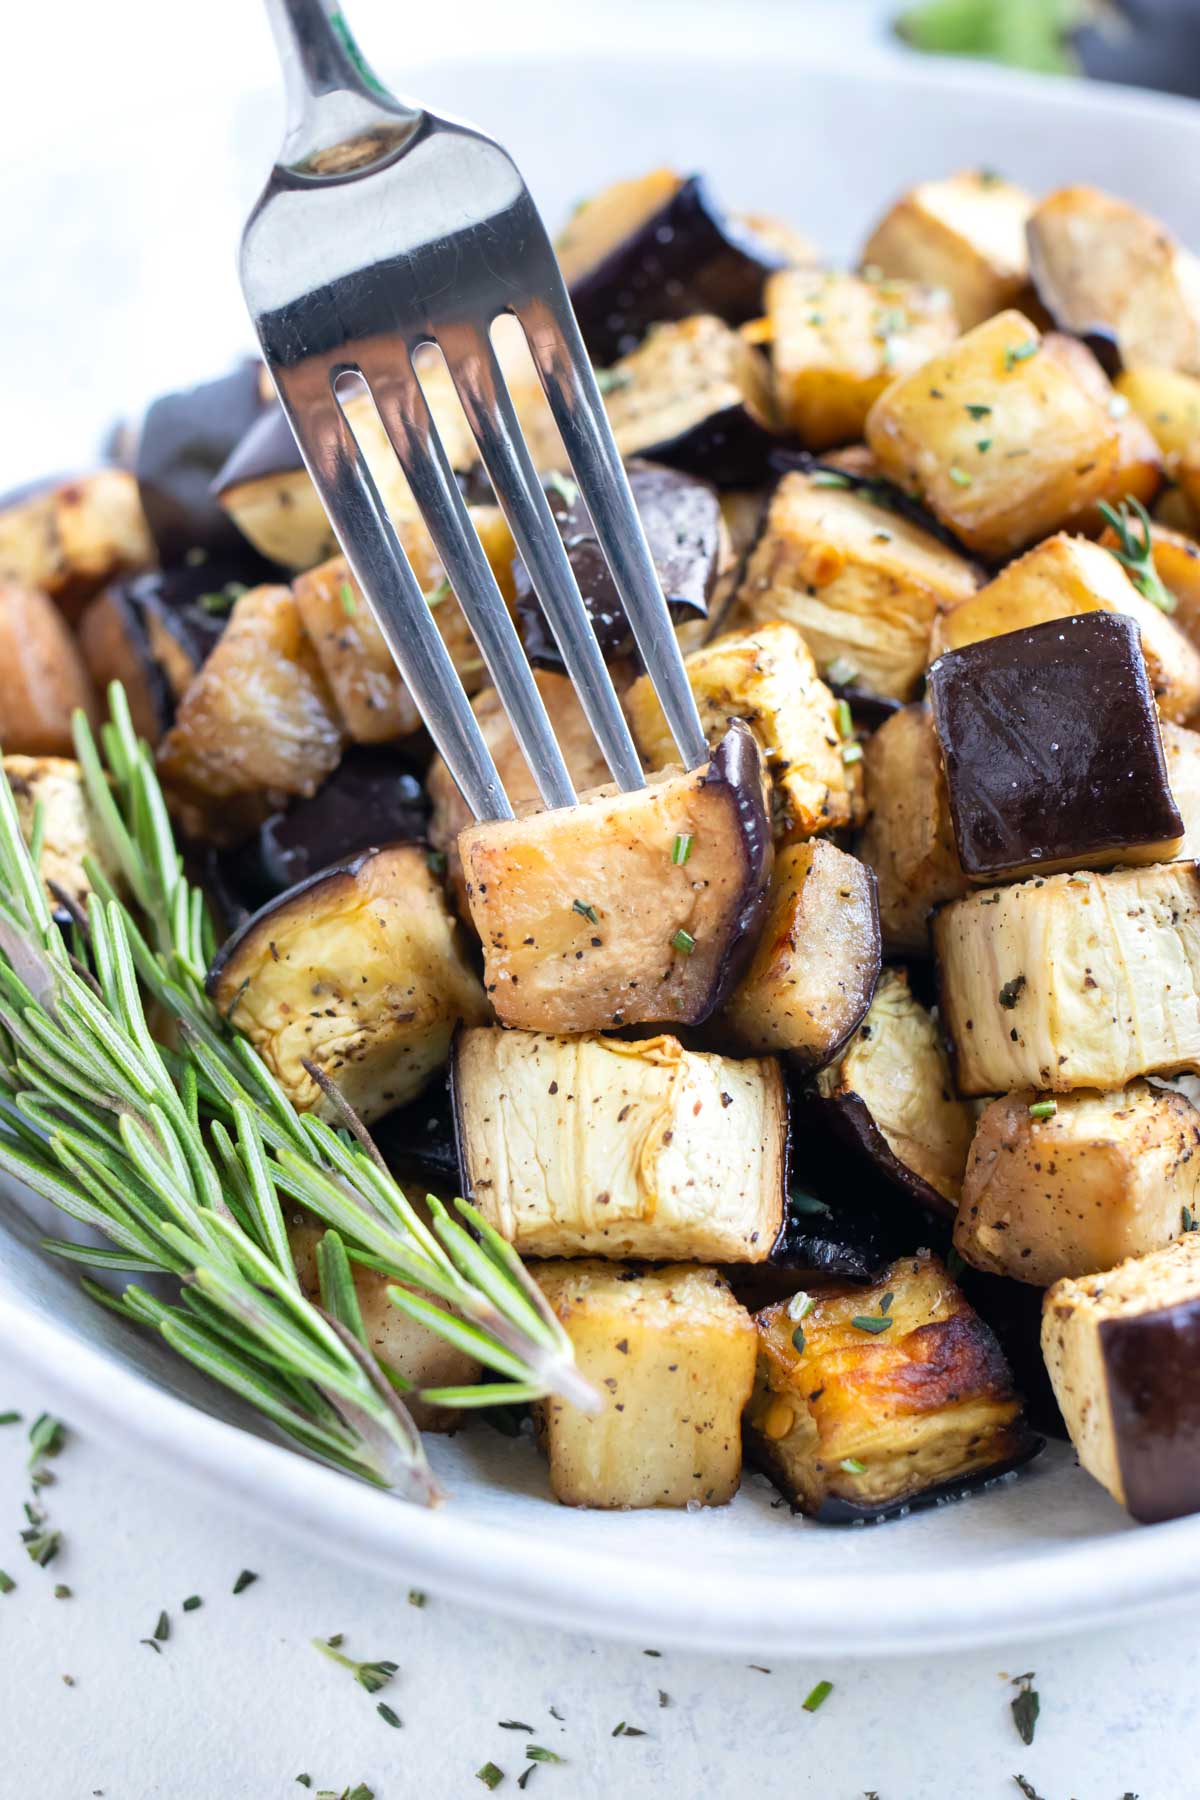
<box><xmin>896</xmin><ymin>0</ymin><xmax>1096</xmax><ymax>74</ymax></box>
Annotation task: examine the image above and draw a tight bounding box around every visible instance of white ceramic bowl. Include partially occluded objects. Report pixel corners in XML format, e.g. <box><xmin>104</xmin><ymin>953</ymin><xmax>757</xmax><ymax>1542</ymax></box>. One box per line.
<box><xmin>5</xmin><ymin>45</ymin><xmax>1200</xmax><ymax>1659</ymax></box>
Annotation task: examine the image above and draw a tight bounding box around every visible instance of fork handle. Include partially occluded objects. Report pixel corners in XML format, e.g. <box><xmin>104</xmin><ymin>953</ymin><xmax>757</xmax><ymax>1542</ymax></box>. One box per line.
<box><xmin>263</xmin><ymin>0</ymin><xmax>418</xmax><ymax>160</ymax></box>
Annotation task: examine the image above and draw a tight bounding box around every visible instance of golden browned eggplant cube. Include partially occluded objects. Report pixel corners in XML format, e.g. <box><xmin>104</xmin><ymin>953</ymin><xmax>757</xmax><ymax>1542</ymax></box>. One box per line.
<box><xmin>861</xmin><ymin>169</ymin><xmax>1034</xmax><ymax>330</ymax></box>
<box><xmin>721</xmin><ymin>838</ymin><xmax>880</xmax><ymax>1072</ymax></box>
<box><xmin>856</xmin><ymin>703</ymin><xmax>969</xmax><ymax>956</ymax></box>
<box><xmin>766</xmin><ymin>269</ymin><xmax>957</xmax><ymax>448</ymax></box>
<box><xmin>928</xmin><ymin>531</ymin><xmax>1200</xmax><ymax>724</ymax></box>
<box><xmin>0</xmin><ymin>471</ymin><xmax>154</xmax><ymax>619</ymax></box>
<box><xmin>625</xmin><ymin>620</ymin><xmax>859</xmax><ymax>841</ymax></box>
<box><xmin>1028</xmin><ymin>186</ymin><xmax>1200</xmax><ymax>376</ymax></box>
<box><xmin>1102</xmin><ymin>520</ymin><xmax>1200</xmax><ymax>653</ymax></box>
<box><xmin>1113</xmin><ymin>365</ymin><xmax>1200</xmax><ymax>514</ymax></box>
<box><xmin>813</xmin><ymin>966</ymin><xmax>974</xmax><ymax>1218</ymax></box>
<box><xmin>956</xmin><ymin>1082</ymin><xmax>1200</xmax><ymax>1288</ymax></box>
<box><xmin>533</xmin><ymin>1261</ymin><xmax>758</xmax><ymax>1509</ymax></box>
<box><xmin>290</xmin><ymin>1221</ymin><xmax>480</xmax><ymax>1432</ymax></box>
<box><xmin>928</xmin><ymin>612</ymin><xmax>1184</xmax><ymax>882</ymax></box>
<box><xmin>207</xmin><ymin>843</ymin><xmax>488</xmax><ymax>1122</ymax></box>
<box><xmin>933</xmin><ymin>862</ymin><xmax>1200</xmax><ymax>1097</ymax></box>
<box><xmin>1040</xmin><ymin>334</ymin><xmax>1164</xmax><ymax>532</ymax></box>
<box><xmin>454</xmin><ymin>1026</ymin><xmax>787</xmax><ymax>1262</ymax></box>
<box><xmin>459</xmin><ymin>721</ymin><xmax>772</xmax><ymax>1034</ymax></box>
<box><xmin>745</xmin><ymin>1254</ymin><xmax>1031</xmax><ymax>1520</ymax></box>
<box><xmin>865</xmin><ymin>311</ymin><xmax>1121</xmax><ymax>559</ymax></box>
<box><xmin>0</xmin><ymin>582</ymin><xmax>98</xmax><ymax>758</ymax></box>
<box><xmin>157</xmin><ymin>584</ymin><xmax>345</xmax><ymax>846</ymax></box>
<box><xmin>729</xmin><ymin>470</ymin><xmax>981</xmax><ymax>702</ymax></box>
<box><xmin>1043</xmin><ymin>1232</ymin><xmax>1200</xmax><ymax>1523</ymax></box>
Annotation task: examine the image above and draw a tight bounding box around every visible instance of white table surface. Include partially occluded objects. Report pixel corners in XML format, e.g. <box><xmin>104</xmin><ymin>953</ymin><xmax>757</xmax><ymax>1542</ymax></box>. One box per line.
<box><xmin>0</xmin><ymin>2</ymin><xmax>1194</xmax><ymax>1793</ymax></box>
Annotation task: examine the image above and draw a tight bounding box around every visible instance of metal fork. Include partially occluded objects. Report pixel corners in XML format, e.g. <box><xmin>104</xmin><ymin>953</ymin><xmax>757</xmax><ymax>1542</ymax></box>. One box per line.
<box><xmin>242</xmin><ymin>0</ymin><xmax>708</xmax><ymax>821</ymax></box>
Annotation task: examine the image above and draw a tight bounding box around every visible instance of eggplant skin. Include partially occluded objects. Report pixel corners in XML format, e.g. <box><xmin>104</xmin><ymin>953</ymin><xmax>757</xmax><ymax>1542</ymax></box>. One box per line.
<box><xmin>207</xmin><ymin>843</ymin><xmax>488</xmax><ymax>1124</ymax></box>
<box><xmin>453</xmin><ymin>1026</ymin><xmax>787</xmax><ymax>1263</ymax></box>
<box><xmin>532</xmin><ymin>1260</ymin><xmax>758</xmax><ymax>1510</ymax></box>
<box><xmin>136</xmin><ymin>362</ymin><xmax>270</xmax><ymax>563</ymax></box>
<box><xmin>812</xmin><ymin>966</ymin><xmax>973</xmax><ymax>1220</ymax></box>
<box><xmin>933</xmin><ymin>862</ymin><xmax>1200</xmax><ymax>1097</ymax></box>
<box><xmin>746</xmin><ymin>1253</ymin><xmax>1036</xmax><ymax>1522</ymax></box>
<box><xmin>1042</xmin><ymin>1233</ymin><xmax>1200</xmax><ymax>1523</ymax></box>
<box><xmin>459</xmin><ymin>721</ymin><xmax>772</xmax><ymax>1035</ymax></box>
<box><xmin>563</xmin><ymin>172</ymin><xmax>789</xmax><ymax>365</ymax></box>
<box><xmin>721</xmin><ymin>838</ymin><xmax>880</xmax><ymax>1073</ymax></box>
<box><xmin>957</xmin><ymin>1082</ymin><xmax>1200</xmax><ymax>1289</ymax></box>
<box><xmin>929</xmin><ymin>611</ymin><xmax>1184</xmax><ymax>884</ymax></box>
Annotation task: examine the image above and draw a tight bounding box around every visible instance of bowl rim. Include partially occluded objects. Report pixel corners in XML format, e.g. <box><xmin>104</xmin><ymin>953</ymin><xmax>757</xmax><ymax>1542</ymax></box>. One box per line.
<box><xmin>7</xmin><ymin>41</ymin><xmax>1200</xmax><ymax>1659</ymax></box>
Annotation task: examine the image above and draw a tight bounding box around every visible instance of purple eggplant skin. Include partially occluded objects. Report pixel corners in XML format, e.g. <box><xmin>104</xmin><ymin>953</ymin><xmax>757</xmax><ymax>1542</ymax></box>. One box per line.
<box><xmin>570</xmin><ymin>175</ymin><xmax>789</xmax><ymax>365</ymax></box>
<box><xmin>515</xmin><ymin>460</ymin><xmax>721</xmax><ymax>666</ymax></box>
<box><xmin>137</xmin><ymin>362</ymin><xmax>271</xmax><ymax>565</ymax></box>
<box><xmin>928</xmin><ymin>612</ymin><xmax>1184</xmax><ymax>882</ymax></box>
<box><xmin>958</xmin><ymin>1268</ymin><xmax>1068</xmax><ymax>1442</ymax></box>
<box><xmin>828</xmin><ymin>683</ymin><xmax>903</xmax><ymax>732</ymax></box>
<box><xmin>639</xmin><ymin>401</ymin><xmax>779</xmax><ymax>491</ymax></box>
<box><xmin>1103</xmin><ymin>1297</ymin><xmax>1200</xmax><ymax>1523</ymax></box>
<box><xmin>698</xmin><ymin>720</ymin><xmax>775</xmax><ymax>1019</ymax></box>
<box><xmin>211</xmin><ymin>404</ymin><xmax>300</xmax><ymax>495</ymax></box>
<box><xmin>808</xmin><ymin>1086</ymin><xmax>956</xmax><ymax>1222</ymax></box>
<box><xmin>213</xmin><ymin>746</ymin><xmax>428</xmax><ymax>916</ymax></box>
<box><xmin>370</xmin><ymin>1073</ymin><xmax>462</xmax><ymax>1188</ymax></box>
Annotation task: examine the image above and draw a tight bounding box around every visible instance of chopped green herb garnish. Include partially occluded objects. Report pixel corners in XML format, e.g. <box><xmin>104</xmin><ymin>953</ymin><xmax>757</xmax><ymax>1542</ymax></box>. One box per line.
<box><xmin>1183</xmin><ymin>1206</ymin><xmax>1198</xmax><ymax>1234</ymax></box>
<box><xmin>546</xmin><ymin>471</ymin><xmax>580</xmax><ymax>507</ymax></box>
<box><xmin>789</xmin><ymin>1190</ymin><xmax>831</xmax><ymax>1216</ymax></box>
<box><xmin>841</xmin><ymin>742</ymin><xmax>863</xmax><ymax>766</ymax></box>
<box><xmin>153</xmin><ymin>1610</ymin><xmax>169</xmax><ymax>1641</ymax></box>
<box><xmin>879</xmin><ymin>1291</ymin><xmax>894</xmax><ymax>1314</ymax></box>
<box><xmin>594</xmin><ymin>367</ymin><xmax>631</xmax><ymax>395</ymax></box>
<box><xmin>377</xmin><ymin>1702</ymin><xmax>402</xmax><ymax>1728</ymax></box>
<box><xmin>976</xmin><ymin>438</ymin><xmax>993</xmax><ymax>453</ymax></box>
<box><xmin>183</xmin><ymin>1595</ymin><xmax>203</xmax><ymax>1611</ymax></box>
<box><xmin>835</xmin><ymin>699</ymin><xmax>853</xmax><ymax>740</ymax></box>
<box><xmin>0</xmin><ymin>1570</ymin><xmax>15</xmax><ymax>1594</ymax></box>
<box><xmin>313</xmin><ymin>1636</ymin><xmax>398</xmax><ymax>1695</ymax></box>
<box><xmin>52</xmin><ymin>1581</ymin><xmax>71</xmax><ymax>1597</ymax></box>
<box><xmin>786</xmin><ymin>1291</ymin><xmax>815</xmax><ymax>1322</ymax></box>
<box><xmin>232</xmin><ymin>1569</ymin><xmax>258</xmax><ymax>1595</ymax></box>
<box><xmin>27</xmin><ymin>1413</ymin><xmax>65</xmax><ymax>1467</ymax></box>
<box><xmin>426</xmin><ymin>848</ymin><xmax>448</xmax><ymax>875</ymax></box>
<box><xmin>1098</xmin><ymin>496</ymin><xmax>1176</xmax><ymax>613</ymax></box>
<box><xmin>525</xmin><ymin>1747</ymin><xmax>564</xmax><ymax>1763</ymax></box>
<box><xmin>851</xmin><ymin>1315</ymin><xmax>893</xmax><ymax>1335</ymax></box>
<box><xmin>965</xmin><ymin>403</ymin><xmax>992</xmax><ymax>419</ymax></box>
<box><xmin>1013</xmin><ymin>1778</ymin><xmax>1046</xmax><ymax>1800</ymax></box>
<box><xmin>791</xmin><ymin>1327</ymin><xmax>806</xmax><ymax>1354</ymax></box>
<box><xmin>824</xmin><ymin>655</ymin><xmax>858</xmax><ymax>686</ymax></box>
<box><xmin>671</xmin><ymin>832</ymin><xmax>693</xmax><ymax>866</ymax></box>
<box><xmin>1003</xmin><ymin>339</ymin><xmax>1040</xmax><ymax>371</ymax></box>
<box><xmin>197</xmin><ymin>581</ymin><xmax>248</xmax><ymax>615</ymax></box>
<box><xmin>671</xmin><ymin>928</ymin><xmax>696</xmax><ymax>955</ymax></box>
<box><xmin>572</xmin><ymin>899</ymin><xmax>599</xmax><ymax>924</ymax></box>
<box><xmin>499</xmin><ymin>1721</ymin><xmax>534</xmax><ymax>1731</ymax></box>
<box><xmin>141</xmin><ymin>1636</ymin><xmax>162</xmax><ymax>1654</ymax></box>
<box><xmin>840</xmin><ymin>1457</ymin><xmax>866</xmax><ymax>1474</ymax></box>
<box><xmin>948</xmin><ymin>465</ymin><xmax>972</xmax><ymax>487</ymax></box>
<box><xmin>1028</xmin><ymin>1100</ymin><xmax>1058</xmax><ymax>1121</ymax></box>
<box><xmin>425</xmin><ymin>579</ymin><xmax>452</xmax><ymax>607</ymax></box>
<box><xmin>21</xmin><ymin>1528</ymin><xmax>60</xmax><ymax>1566</ymax></box>
<box><xmin>476</xmin><ymin>1766</ymin><xmax>505</xmax><ymax>1791</ymax></box>
<box><xmin>810</xmin><ymin>470</ymin><xmax>853</xmax><ymax>489</ymax></box>
<box><xmin>296</xmin><ymin>1780</ymin><xmax>312</xmax><ymax>1791</ymax></box>
<box><xmin>1011</xmin><ymin>1672</ymin><xmax>1040</xmax><ymax>1746</ymax></box>
<box><xmin>339</xmin><ymin>581</ymin><xmax>357</xmax><ymax>618</ymax></box>
<box><xmin>408</xmin><ymin>1588</ymin><xmax>426</xmax><ymax>1607</ymax></box>
<box><xmin>612</xmin><ymin>1723</ymin><xmax>647</xmax><ymax>1737</ymax></box>
<box><xmin>802</xmin><ymin>1679</ymin><xmax>834</xmax><ymax>1713</ymax></box>
<box><xmin>658</xmin><ymin>1689</ymin><xmax>670</xmax><ymax>1707</ymax></box>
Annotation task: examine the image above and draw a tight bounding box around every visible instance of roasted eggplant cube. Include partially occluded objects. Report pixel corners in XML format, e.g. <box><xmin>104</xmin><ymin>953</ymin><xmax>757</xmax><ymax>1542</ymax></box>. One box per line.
<box><xmin>428</xmin><ymin>671</ymin><xmax>612</xmax><ymax>918</ymax></box>
<box><xmin>290</xmin><ymin>1221</ymin><xmax>480</xmax><ymax>1432</ymax></box>
<box><xmin>1027</xmin><ymin>185</ymin><xmax>1200</xmax><ymax>377</ymax></box>
<box><xmin>625</xmin><ymin>621</ymin><xmax>859</xmax><ymax>841</ymax></box>
<box><xmin>3</xmin><ymin>754</ymin><xmax>119</xmax><ymax>919</ymax></box>
<box><xmin>730</xmin><ymin>470</ymin><xmax>981</xmax><ymax>703</ymax></box>
<box><xmin>746</xmin><ymin>1254</ymin><xmax>1031</xmax><ymax>1520</ymax></box>
<box><xmin>1114</xmin><ymin>365</ymin><xmax>1200</xmax><ymax>515</ymax></box>
<box><xmin>933</xmin><ymin>862</ymin><xmax>1200</xmax><ymax>1097</ymax></box>
<box><xmin>929</xmin><ymin>532</ymin><xmax>1200</xmax><ymax>725</ymax></box>
<box><xmin>813</xmin><ymin>966</ymin><xmax>974</xmax><ymax>1218</ymax></box>
<box><xmin>856</xmin><ymin>703</ymin><xmax>969</xmax><ymax>956</ymax></box>
<box><xmin>602</xmin><ymin>316</ymin><xmax>777</xmax><ymax>488</ymax></box>
<box><xmin>207</xmin><ymin>843</ymin><xmax>488</xmax><ymax>1124</ymax></box>
<box><xmin>929</xmin><ymin>612</ymin><xmax>1184</xmax><ymax>883</ymax></box>
<box><xmin>459</xmin><ymin>721</ymin><xmax>772</xmax><ymax>1034</ymax></box>
<box><xmin>1042</xmin><ymin>1232</ymin><xmax>1200</xmax><ymax>1523</ymax></box>
<box><xmin>1042</xmin><ymin>334</ymin><xmax>1164</xmax><ymax>531</ymax></box>
<box><xmin>957</xmin><ymin>1082</ymin><xmax>1200</xmax><ymax>1289</ymax></box>
<box><xmin>454</xmin><ymin>1026</ymin><xmax>787</xmax><ymax>1261</ymax></box>
<box><xmin>559</xmin><ymin>170</ymin><xmax>790</xmax><ymax>364</ymax></box>
<box><xmin>0</xmin><ymin>470</ymin><xmax>154</xmax><ymax>619</ymax></box>
<box><xmin>766</xmin><ymin>270</ymin><xmax>957</xmax><ymax>449</ymax></box>
<box><xmin>721</xmin><ymin>839</ymin><xmax>879</xmax><ymax>1072</ymax></box>
<box><xmin>515</xmin><ymin>461</ymin><xmax>726</xmax><ymax>667</ymax></box>
<box><xmin>532</xmin><ymin>1261</ymin><xmax>758</xmax><ymax>1509</ymax></box>
<box><xmin>865</xmin><ymin>311</ymin><xmax>1121</xmax><ymax>560</ymax></box>
<box><xmin>157</xmin><ymin>584</ymin><xmax>345</xmax><ymax>846</ymax></box>
<box><xmin>860</xmin><ymin>169</ymin><xmax>1034</xmax><ymax>330</ymax></box>
<box><xmin>0</xmin><ymin>581</ymin><xmax>97</xmax><ymax>757</ymax></box>
<box><xmin>136</xmin><ymin>361</ymin><xmax>270</xmax><ymax>564</ymax></box>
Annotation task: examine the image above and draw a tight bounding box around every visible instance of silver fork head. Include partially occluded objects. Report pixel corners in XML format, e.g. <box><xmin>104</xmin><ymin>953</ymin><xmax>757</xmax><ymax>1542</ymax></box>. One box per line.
<box><xmin>243</xmin><ymin>0</ymin><xmax>708</xmax><ymax>823</ymax></box>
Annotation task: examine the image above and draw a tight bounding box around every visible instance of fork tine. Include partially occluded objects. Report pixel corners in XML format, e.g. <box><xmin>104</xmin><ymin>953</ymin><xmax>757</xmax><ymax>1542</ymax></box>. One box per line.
<box><xmin>436</xmin><ymin>322</ymin><xmax>646</xmax><ymax>794</ymax></box>
<box><xmin>359</xmin><ymin>348</ymin><xmax>578</xmax><ymax>814</ymax></box>
<box><xmin>516</xmin><ymin>294</ymin><xmax>710</xmax><ymax>772</ymax></box>
<box><xmin>278</xmin><ymin>377</ymin><xmax>514</xmax><ymax>822</ymax></box>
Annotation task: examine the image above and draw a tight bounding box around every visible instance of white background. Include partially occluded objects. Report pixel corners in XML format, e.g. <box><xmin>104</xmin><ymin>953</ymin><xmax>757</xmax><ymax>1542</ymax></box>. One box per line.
<box><xmin>0</xmin><ymin>1</ymin><xmax>1193</xmax><ymax>1794</ymax></box>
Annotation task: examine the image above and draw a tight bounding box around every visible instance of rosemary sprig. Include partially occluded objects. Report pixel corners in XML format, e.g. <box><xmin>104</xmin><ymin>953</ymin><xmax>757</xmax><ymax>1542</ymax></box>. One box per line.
<box><xmin>1098</xmin><ymin>496</ymin><xmax>1176</xmax><ymax>614</ymax></box>
<box><xmin>0</xmin><ymin>686</ymin><xmax>594</xmax><ymax>1506</ymax></box>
